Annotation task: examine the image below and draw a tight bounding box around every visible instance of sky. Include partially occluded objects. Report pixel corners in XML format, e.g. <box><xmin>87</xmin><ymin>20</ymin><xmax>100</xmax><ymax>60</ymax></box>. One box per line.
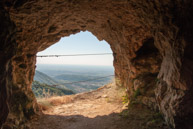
<box><xmin>37</xmin><ymin>31</ymin><xmax>114</xmax><ymax>66</ymax></box>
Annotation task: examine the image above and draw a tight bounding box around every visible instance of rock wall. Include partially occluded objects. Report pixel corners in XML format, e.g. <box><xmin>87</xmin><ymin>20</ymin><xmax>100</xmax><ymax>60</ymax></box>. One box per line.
<box><xmin>0</xmin><ymin>0</ymin><xmax>193</xmax><ymax>129</ymax></box>
<box><xmin>0</xmin><ymin>6</ymin><xmax>16</xmax><ymax>128</ymax></box>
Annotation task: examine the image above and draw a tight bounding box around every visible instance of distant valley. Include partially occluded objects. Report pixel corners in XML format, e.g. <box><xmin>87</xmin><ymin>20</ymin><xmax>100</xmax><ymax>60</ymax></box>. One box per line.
<box><xmin>34</xmin><ymin>70</ymin><xmax>58</xmax><ymax>85</ymax></box>
<box><xmin>32</xmin><ymin>64</ymin><xmax>114</xmax><ymax>97</ymax></box>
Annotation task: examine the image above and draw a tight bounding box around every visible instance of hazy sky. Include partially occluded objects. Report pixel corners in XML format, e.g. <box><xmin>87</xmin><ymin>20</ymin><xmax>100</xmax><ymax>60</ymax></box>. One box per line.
<box><xmin>37</xmin><ymin>31</ymin><xmax>114</xmax><ymax>66</ymax></box>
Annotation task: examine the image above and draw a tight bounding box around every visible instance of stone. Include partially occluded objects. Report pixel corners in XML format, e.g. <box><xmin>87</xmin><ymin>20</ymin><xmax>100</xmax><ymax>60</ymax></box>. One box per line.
<box><xmin>0</xmin><ymin>0</ymin><xmax>193</xmax><ymax>129</ymax></box>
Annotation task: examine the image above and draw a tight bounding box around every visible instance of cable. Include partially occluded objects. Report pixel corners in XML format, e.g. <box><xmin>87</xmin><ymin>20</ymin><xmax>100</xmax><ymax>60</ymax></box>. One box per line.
<box><xmin>37</xmin><ymin>53</ymin><xmax>113</xmax><ymax>57</ymax></box>
<box><xmin>49</xmin><ymin>75</ymin><xmax>114</xmax><ymax>87</ymax></box>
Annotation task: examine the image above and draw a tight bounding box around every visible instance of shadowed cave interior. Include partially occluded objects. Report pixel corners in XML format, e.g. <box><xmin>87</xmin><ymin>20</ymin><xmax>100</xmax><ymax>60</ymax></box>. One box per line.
<box><xmin>0</xmin><ymin>0</ymin><xmax>193</xmax><ymax>129</ymax></box>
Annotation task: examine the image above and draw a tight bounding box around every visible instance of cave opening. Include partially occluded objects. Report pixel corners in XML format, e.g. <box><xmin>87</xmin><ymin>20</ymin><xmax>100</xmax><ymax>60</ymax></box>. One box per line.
<box><xmin>32</xmin><ymin>31</ymin><xmax>115</xmax><ymax>99</ymax></box>
<box><xmin>29</xmin><ymin>31</ymin><xmax>132</xmax><ymax>129</ymax></box>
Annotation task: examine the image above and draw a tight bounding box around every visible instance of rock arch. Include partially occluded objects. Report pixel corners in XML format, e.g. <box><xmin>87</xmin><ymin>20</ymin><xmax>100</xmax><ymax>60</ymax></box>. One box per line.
<box><xmin>0</xmin><ymin>0</ymin><xmax>193</xmax><ymax>129</ymax></box>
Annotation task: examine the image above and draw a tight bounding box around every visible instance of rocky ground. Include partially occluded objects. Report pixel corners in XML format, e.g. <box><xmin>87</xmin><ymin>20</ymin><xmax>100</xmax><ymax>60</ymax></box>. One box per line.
<box><xmin>30</xmin><ymin>83</ymin><xmax>170</xmax><ymax>129</ymax></box>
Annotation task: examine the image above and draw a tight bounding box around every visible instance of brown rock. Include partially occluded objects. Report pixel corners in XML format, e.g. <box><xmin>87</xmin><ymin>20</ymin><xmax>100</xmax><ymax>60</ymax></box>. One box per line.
<box><xmin>0</xmin><ymin>0</ymin><xmax>193</xmax><ymax>129</ymax></box>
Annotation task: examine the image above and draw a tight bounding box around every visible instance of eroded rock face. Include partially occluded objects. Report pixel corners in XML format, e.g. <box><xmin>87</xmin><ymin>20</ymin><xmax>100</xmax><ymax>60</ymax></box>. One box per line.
<box><xmin>0</xmin><ymin>0</ymin><xmax>193</xmax><ymax>129</ymax></box>
<box><xmin>0</xmin><ymin>6</ymin><xmax>16</xmax><ymax>128</ymax></box>
<box><xmin>129</xmin><ymin>38</ymin><xmax>162</xmax><ymax>111</ymax></box>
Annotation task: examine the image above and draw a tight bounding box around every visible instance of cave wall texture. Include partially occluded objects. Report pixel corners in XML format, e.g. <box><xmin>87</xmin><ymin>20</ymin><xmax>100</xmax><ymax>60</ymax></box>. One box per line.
<box><xmin>0</xmin><ymin>0</ymin><xmax>193</xmax><ymax>129</ymax></box>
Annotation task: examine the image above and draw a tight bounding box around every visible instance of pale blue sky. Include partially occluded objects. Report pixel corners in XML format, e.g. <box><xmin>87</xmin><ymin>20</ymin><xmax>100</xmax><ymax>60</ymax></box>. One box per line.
<box><xmin>37</xmin><ymin>31</ymin><xmax>114</xmax><ymax>66</ymax></box>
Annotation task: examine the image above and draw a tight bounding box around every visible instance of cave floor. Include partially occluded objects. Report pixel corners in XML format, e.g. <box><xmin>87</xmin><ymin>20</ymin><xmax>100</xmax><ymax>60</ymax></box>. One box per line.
<box><xmin>30</xmin><ymin>83</ymin><xmax>170</xmax><ymax>129</ymax></box>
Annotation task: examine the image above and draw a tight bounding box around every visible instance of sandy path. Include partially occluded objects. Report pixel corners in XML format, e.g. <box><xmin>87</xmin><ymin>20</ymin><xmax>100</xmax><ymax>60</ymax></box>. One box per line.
<box><xmin>30</xmin><ymin>84</ymin><xmax>170</xmax><ymax>129</ymax></box>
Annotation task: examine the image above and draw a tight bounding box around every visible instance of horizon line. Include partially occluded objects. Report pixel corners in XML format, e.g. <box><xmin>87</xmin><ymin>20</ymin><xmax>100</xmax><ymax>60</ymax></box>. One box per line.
<box><xmin>36</xmin><ymin>63</ymin><xmax>114</xmax><ymax>67</ymax></box>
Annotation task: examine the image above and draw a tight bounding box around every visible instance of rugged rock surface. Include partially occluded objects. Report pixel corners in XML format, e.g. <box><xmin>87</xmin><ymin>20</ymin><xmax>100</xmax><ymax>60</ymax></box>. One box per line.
<box><xmin>0</xmin><ymin>0</ymin><xmax>193</xmax><ymax>129</ymax></box>
<box><xmin>0</xmin><ymin>6</ymin><xmax>15</xmax><ymax>128</ymax></box>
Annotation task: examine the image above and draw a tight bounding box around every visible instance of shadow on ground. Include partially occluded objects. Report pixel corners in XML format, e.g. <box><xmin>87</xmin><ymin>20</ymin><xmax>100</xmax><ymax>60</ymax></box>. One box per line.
<box><xmin>30</xmin><ymin>107</ymin><xmax>170</xmax><ymax>129</ymax></box>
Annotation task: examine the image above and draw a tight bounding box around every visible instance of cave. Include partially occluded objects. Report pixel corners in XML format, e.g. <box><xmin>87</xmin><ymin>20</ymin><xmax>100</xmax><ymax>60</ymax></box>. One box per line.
<box><xmin>0</xmin><ymin>0</ymin><xmax>193</xmax><ymax>129</ymax></box>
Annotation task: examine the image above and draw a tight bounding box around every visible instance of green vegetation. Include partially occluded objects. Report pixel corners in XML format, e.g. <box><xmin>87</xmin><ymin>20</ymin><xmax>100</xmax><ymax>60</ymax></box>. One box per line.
<box><xmin>55</xmin><ymin>74</ymin><xmax>113</xmax><ymax>93</ymax></box>
<box><xmin>122</xmin><ymin>94</ymin><xmax>129</xmax><ymax>104</ymax></box>
<box><xmin>32</xmin><ymin>81</ymin><xmax>74</xmax><ymax>98</ymax></box>
<box><xmin>34</xmin><ymin>70</ymin><xmax>114</xmax><ymax>94</ymax></box>
<box><xmin>133</xmin><ymin>88</ymin><xmax>141</xmax><ymax>98</ymax></box>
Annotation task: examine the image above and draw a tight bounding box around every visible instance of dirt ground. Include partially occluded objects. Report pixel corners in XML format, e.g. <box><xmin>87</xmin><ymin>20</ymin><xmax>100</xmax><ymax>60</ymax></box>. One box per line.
<box><xmin>30</xmin><ymin>83</ymin><xmax>170</xmax><ymax>129</ymax></box>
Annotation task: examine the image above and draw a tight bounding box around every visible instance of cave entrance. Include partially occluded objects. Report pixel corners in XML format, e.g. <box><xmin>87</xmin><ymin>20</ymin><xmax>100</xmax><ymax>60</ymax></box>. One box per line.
<box><xmin>32</xmin><ymin>31</ymin><xmax>115</xmax><ymax>98</ymax></box>
<box><xmin>1</xmin><ymin>0</ymin><xmax>193</xmax><ymax>128</ymax></box>
<box><xmin>30</xmin><ymin>31</ymin><xmax>129</xmax><ymax>129</ymax></box>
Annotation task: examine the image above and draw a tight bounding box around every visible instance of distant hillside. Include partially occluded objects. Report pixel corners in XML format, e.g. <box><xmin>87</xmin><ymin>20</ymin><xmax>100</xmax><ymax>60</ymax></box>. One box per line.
<box><xmin>54</xmin><ymin>74</ymin><xmax>103</xmax><ymax>82</ymax></box>
<box><xmin>54</xmin><ymin>74</ymin><xmax>114</xmax><ymax>93</ymax></box>
<box><xmin>33</xmin><ymin>70</ymin><xmax>74</xmax><ymax>97</ymax></box>
<box><xmin>32</xmin><ymin>81</ymin><xmax>74</xmax><ymax>98</ymax></box>
<box><xmin>34</xmin><ymin>70</ymin><xmax>58</xmax><ymax>85</ymax></box>
<box><xmin>34</xmin><ymin>66</ymin><xmax>114</xmax><ymax>94</ymax></box>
